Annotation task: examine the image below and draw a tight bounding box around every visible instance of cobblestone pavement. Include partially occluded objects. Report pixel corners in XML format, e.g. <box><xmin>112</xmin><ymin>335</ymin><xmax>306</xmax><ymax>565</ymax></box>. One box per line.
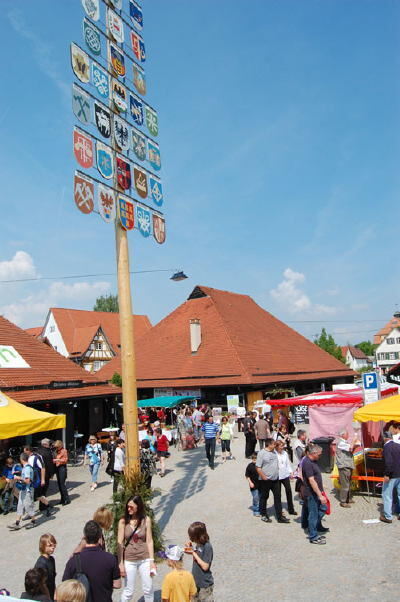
<box><xmin>1</xmin><ymin>436</ymin><xmax>399</xmax><ymax>600</ymax></box>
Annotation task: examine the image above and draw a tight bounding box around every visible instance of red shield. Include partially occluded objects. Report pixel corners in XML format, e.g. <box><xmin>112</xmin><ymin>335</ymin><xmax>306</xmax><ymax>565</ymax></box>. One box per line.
<box><xmin>130</xmin><ymin>31</ymin><xmax>141</xmax><ymax>61</ymax></box>
<box><xmin>153</xmin><ymin>214</ymin><xmax>166</xmax><ymax>244</ymax></box>
<box><xmin>74</xmin><ymin>173</ymin><xmax>94</xmax><ymax>214</ymax></box>
<box><xmin>116</xmin><ymin>156</ymin><xmax>131</xmax><ymax>190</ymax></box>
<box><xmin>73</xmin><ymin>129</ymin><xmax>93</xmax><ymax>168</ymax></box>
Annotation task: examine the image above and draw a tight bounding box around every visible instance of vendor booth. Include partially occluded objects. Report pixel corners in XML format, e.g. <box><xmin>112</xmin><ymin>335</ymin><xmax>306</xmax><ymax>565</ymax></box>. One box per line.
<box><xmin>138</xmin><ymin>395</ymin><xmax>196</xmax><ymax>409</ymax></box>
<box><xmin>0</xmin><ymin>390</ymin><xmax>65</xmax><ymax>439</ymax></box>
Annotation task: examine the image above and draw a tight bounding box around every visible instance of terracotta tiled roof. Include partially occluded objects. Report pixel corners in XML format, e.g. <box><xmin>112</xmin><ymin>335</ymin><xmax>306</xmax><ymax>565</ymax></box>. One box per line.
<box><xmin>373</xmin><ymin>318</ymin><xmax>400</xmax><ymax>345</ymax></box>
<box><xmin>9</xmin><ymin>384</ymin><xmax>120</xmax><ymax>404</ymax></box>
<box><xmin>341</xmin><ymin>345</ymin><xmax>368</xmax><ymax>360</ymax></box>
<box><xmin>50</xmin><ymin>308</ymin><xmax>151</xmax><ymax>356</ymax></box>
<box><xmin>25</xmin><ymin>327</ymin><xmax>43</xmax><ymax>338</ymax></box>
<box><xmin>98</xmin><ymin>285</ymin><xmax>355</xmax><ymax>387</ymax></box>
<box><xmin>0</xmin><ymin>316</ymin><xmax>106</xmax><ymax>388</ymax></box>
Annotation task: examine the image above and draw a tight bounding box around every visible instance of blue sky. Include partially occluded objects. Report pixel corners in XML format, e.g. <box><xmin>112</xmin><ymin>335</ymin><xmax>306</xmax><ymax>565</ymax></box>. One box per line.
<box><xmin>0</xmin><ymin>0</ymin><xmax>399</xmax><ymax>344</ymax></box>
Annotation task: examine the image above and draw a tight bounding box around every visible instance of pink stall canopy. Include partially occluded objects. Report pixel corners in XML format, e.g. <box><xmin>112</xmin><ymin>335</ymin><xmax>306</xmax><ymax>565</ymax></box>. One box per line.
<box><xmin>309</xmin><ymin>404</ymin><xmax>359</xmax><ymax>439</ymax></box>
<box><xmin>268</xmin><ymin>390</ymin><xmax>363</xmax><ymax>407</ymax></box>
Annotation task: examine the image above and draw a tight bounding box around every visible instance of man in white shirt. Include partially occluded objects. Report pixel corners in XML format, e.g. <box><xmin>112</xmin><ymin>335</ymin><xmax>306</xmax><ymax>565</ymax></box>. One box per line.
<box><xmin>113</xmin><ymin>439</ymin><xmax>125</xmax><ymax>493</ymax></box>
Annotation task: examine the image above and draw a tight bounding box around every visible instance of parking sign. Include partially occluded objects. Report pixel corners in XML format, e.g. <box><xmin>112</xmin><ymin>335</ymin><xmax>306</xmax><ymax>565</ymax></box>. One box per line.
<box><xmin>362</xmin><ymin>372</ymin><xmax>380</xmax><ymax>405</ymax></box>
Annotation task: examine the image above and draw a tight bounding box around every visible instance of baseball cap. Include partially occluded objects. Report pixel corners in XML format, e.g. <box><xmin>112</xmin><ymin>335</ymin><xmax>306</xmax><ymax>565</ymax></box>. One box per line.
<box><xmin>165</xmin><ymin>545</ymin><xmax>184</xmax><ymax>561</ymax></box>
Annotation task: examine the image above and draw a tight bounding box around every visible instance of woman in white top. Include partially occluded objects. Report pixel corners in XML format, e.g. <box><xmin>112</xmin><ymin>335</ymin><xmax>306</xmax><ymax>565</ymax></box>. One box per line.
<box><xmin>275</xmin><ymin>440</ymin><xmax>297</xmax><ymax>515</ymax></box>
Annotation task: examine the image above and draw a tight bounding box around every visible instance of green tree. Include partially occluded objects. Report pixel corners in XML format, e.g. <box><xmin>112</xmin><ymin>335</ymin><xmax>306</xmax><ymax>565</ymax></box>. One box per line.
<box><xmin>355</xmin><ymin>340</ymin><xmax>377</xmax><ymax>357</ymax></box>
<box><xmin>314</xmin><ymin>328</ymin><xmax>345</xmax><ymax>362</ymax></box>
<box><xmin>110</xmin><ymin>372</ymin><xmax>122</xmax><ymax>387</ymax></box>
<box><xmin>93</xmin><ymin>294</ymin><xmax>119</xmax><ymax>313</ymax></box>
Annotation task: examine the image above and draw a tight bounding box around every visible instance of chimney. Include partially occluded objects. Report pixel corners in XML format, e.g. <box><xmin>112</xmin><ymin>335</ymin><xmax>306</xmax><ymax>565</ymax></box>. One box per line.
<box><xmin>190</xmin><ymin>319</ymin><xmax>201</xmax><ymax>353</ymax></box>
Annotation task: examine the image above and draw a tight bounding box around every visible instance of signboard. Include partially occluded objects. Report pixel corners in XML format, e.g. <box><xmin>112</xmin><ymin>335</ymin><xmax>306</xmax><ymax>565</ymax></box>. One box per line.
<box><xmin>362</xmin><ymin>372</ymin><xmax>380</xmax><ymax>405</ymax></box>
<box><xmin>0</xmin><ymin>346</ymin><xmax>30</xmax><ymax>368</ymax></box>
<box><xmin>226</xmin><ymin>394</ymin><xmax>239</xmax><ymax>413</ymax></box>
<box><xmin>153</xmin><ymin>388</ymin><xmax>201</xmax><ymax>398</ymax></box>
<box><xmin>294</xmin><ymin>405</ymin><xmax>309</xmax><ymax>424</ymax></box>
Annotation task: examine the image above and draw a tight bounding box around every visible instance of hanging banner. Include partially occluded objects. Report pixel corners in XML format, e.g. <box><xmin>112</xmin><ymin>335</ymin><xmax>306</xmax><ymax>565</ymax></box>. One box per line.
<box><xmin>136</xmin><ymin>206</ymin><xmax>151</xmax><ymax>237</ymax></box>
<box><xmin>133</xmin><ymin>64</ymin><xmax>146</xmax><ymax>96</ymax></box>
<box><xmin>130</xmin><ymin>94</ymin><xmax>143</xmax><ymax>126</ymax></box>
<box><xmin>149</xmin><ymin>176</ymin><xmax>163</xmax><ymax>206</ymax></box>
<box><xmin>118</xmin><ymin>195</ymin><xmax>135</xmax><ymax>230</ymax></box>
<box><xmin>94</xmin><ymin>101</ymin><xmax>111</xmax><ymax>138</ymax></box>
<box><xmin>83</xmin><ymin>18</ymin><xmax>101</xmax><ymax>56</ymax></box>
<box><xmin>107</xmin><ymin>8</ymin><xmax>124</xmax><ymax>43</ymax></box>
<box><xmin>130</xmin><ymin>31</ymin><xmax>146</xmax><ymax>63</ymax></box>
<box><xmin>71</xmin><ymin>43</ymin><xmax>90</xmax><ymax>83</ymax></box>
<box><xmin>82</xmin><ymin>0</ymin><xmax>99</xmax><ymax>22</ymax></box>
<box><xmin>147</xmin><ymin>140</ymin><xmax>161</xmax><ymax>171</ymax></box>
<box><xmin>112</xmin><ymin>79</ymin><xmax>127</xmax><ymax>112</ymax></box>
<box><xmin>96</xmin><ymin>141</ymin><xmax>113</xmax><ymax>179</ymax></box>
<box><xmin>74</xmin><ymin>172</ymin><xmax>94</xmax><ymax>214</ymax></box>
<box><xmin>133</xmin><ymin>166</ymin><xmax>148</xmax><ymax>199</ymax></box>
<box><xmin>73</xmin><ymin>128</ymin><xmax>93</xmax><ymax>168</ymax></box>
<box><xmin>116</xmin><ymin>155</ymin><xmax>132</xmax><ymax>190</ymax></box>
<box><xmin>153</xmin><ymin>214</ymin><xmax>166</xmax><ymax>244</ymax></box>
<box><xmin>98</xmin><ymin>185</ymin><xmax>116</xmax><ymax>223</ymax></box>
<box><xmin>132</xmin><ymin>129</ymin><xmax>147</xmax><ymax>161</ymax></box>
<box><xmin>72</xmin><ymin>84</ymin><xmax>90</xmax><ymax>124</ymax></box>
<box><xmin>91</xmin><ymin>62</ymin><xmax>109</xmax><ymax>99</ymax></box>
<box><xmin>109</xmin><ymin>42</ymin><xmax>125</xmax><ymax>77</ymax></box>
<box><xmin>129</xmin><ymin>1</ymin><xmax>143</xmax><ymax>31</ymax></box>
<box><xmin>145</xmin><ymin>106</ymin><xmax>158</xmax><ymax>137</ymax></box>
<box><xmin>114</xmin><ymin>115</ymin><xmax>129</xmax><ymax>150</ymax></box>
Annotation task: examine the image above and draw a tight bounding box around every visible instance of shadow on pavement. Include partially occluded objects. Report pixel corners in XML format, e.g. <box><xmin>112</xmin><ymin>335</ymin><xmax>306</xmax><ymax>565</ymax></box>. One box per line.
<box><xmin>138</xmin><ymin>589</ymin><xmax>161</xmax><ymax>602</ymax></box>
<box><xmin>154</xmin><ymin>447</ymin><xmax>208</xmax><ymax>531</ymax></box>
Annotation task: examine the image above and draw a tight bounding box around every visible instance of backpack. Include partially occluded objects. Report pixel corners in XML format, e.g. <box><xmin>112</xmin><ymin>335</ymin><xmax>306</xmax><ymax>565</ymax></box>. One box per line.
<box><xmin>287</xmin><ymin>420</ymin><xmax>295</xmax><ymax>435</ymax></box>
<box><xmin>31</xmin><ymin>454</ymin><xmax>42</xmax><ymax>489</ymax></box>
<box><xmin>74</xmin><ymin>554</ymin><xmax>92</xmax><ymax>602</ymax></box>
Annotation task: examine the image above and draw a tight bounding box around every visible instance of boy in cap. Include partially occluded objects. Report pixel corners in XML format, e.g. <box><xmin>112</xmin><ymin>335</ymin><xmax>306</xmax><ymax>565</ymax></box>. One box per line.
<box><xmin>161</xmin><ymin>545</ymin><xmax>197</xmax><ymax>602</ymax></box>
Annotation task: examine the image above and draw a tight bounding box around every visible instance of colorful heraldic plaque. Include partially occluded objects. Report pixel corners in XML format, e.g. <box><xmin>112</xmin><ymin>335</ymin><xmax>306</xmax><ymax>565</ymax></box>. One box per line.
<box><xmin>109</xmin><ymin>0</ymin><xmax>122</xmax><ymax>9</ymax></box>
<box><xmin>130</xmin><ymin>31</ymin><xmax>146</xmax><ymax>62</ymax></box>
<box><xmin>149</xmin><ymin>176</ymin><xmax>163</xmax><ymax>206</ymax></box>
<box><xmin>74</xmin><ymin>173</ymin><xmax>94</xmax><ymax>214</ymax></box>
<box><xmin>91</xmin><ymin>62</ymin><xmax>110</xmax><ymax>99</ymax></box>
<box><xmin>132</xmin><ymin>129</ymin><xmax>147</xmax><ymax>161</ymax></box>
<box><xmin>116</xmin><ymin>155</ymin><xmax>131</xmax><ymax>190</ymax></box>
<box><xmin>108</xmin><ymin>8</ymin><xmax>124</xmax><ymax>44</ymax></box>
<box><xmin>112</xmin><ymin>79</ymin><xmax>127</xmax><ymax>112</ymax></box>
<box><xmin>133</xmin><ymin>166</ymin><xmax>148</xmax><ymax>198</ymax></box>
<box><xmin>136</xmin><ymin>206</ymin><xmax>151</xmax><ymax>237</ymax></box>
<box><xmin>153</xmin><ymin>214</ymin><xmax>166</xmax><ymax>244</ymax></box>
<box><xmin>130</xmin><ymin>0</ymin><xmax>143</xmax><ymax>31</ymax></box>
<box><xmin>96</xmin><ymin>142</ymin><xmax>113</xmax><ymax>179</ymax></box>
<box><xmin>71</xmin><ymin>43</ymin><xmax>90</xmax><ymax>83</ymax></box>
<box><xmin>82</xmin><ymin>0</ymin><xmax>99</xmax><ymax>21</ymax></box>
<box><xmin>147</xmin><ymin>140</ymin><xmax>161</xmax><ymax>171</ymax></box>
<box><xmin>133</xmin><ymin>64</ymin><xmax>146</xmax><ymax>96</ymax></box>
<box><xmin>83</xmin><ymin>18</ymin><xmax>101</xmax><ymax>55</ymax></box>
<box><xmin>145</xmin><ymin>106</ymin><xmax>158</xmax><ymax>137</ymax></box>
<box><xmin>94</xmin><ymin>101</ymin><xmax>111</xmax><ymax>138</ymax></box>
<box><xmin>118</xmin><ymin>196</ymin><xmax>135</xmax><ymax>230</ymax></box>
<box><xmin>130</xmin><ymin>95</ymin><xmax>143</xmax><ymax>126</ymax></box>
<box><xmin>114</xmin><ymin>115</ymin><xmax>129</xmax><ymax>151</ymax></box>
<box><xmin>72</xmin><ymin>84</ymin><xmax>91</xmax><ymax>124</ymax></box>
<box><xmin>109</xmin><ymin>42</ymin><xmax>126</xmax><ymax>77</ymax></box>
<box><xmin>98</xmin><ymin>184</ymin><xmax>116</xmax><ymax>223</ymax></box>
<box><xmin>73</xmin><ymin>128</ymin><xmax>93</xmax><ymax>168</ymax></box>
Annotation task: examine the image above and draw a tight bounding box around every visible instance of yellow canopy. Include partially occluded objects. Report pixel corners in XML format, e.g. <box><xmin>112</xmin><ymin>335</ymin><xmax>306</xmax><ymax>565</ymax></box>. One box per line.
<box><xmin>0</xmin><ymin>390</ymin><xmax>65</xmax><ymax>439</ymax></box>
<box><xmin>354</xmin><ymin>394</ymin><xmax>400</xmax><ymax>423</ymax></box>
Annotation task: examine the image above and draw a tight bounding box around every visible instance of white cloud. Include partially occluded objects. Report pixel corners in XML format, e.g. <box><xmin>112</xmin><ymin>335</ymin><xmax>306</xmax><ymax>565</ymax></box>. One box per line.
<box><xmin>0</xmin><ymin>251</ymin><xmax>38</xmax><ymax>280</ymax></box>
<box><xmin>270</xmin><ymin>268</ymin><xmax>338</xmax><ymax>315</ymax></box>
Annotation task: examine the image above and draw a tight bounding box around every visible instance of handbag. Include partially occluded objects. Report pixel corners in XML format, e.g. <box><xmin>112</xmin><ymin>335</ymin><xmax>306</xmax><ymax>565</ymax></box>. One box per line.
<box><xmin>321</xmin><ymin>492</ymin><xmax>331</xmax><ymax>515</ymax></box>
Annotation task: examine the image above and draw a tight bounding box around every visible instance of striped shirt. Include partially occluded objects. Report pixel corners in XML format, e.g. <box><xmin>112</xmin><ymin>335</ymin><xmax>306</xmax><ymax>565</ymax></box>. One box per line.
<box><xmin>201</xmin><ymin>422</ymin><xmax>220</xmax><ymax>439</ymax></box>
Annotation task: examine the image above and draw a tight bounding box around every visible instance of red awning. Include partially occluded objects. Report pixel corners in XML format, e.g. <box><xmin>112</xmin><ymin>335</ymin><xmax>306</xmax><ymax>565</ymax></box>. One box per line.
<box><xmin>268</xmin><ymin>383</ymin><xmax>399</xmax><ymax>407</ymax></box>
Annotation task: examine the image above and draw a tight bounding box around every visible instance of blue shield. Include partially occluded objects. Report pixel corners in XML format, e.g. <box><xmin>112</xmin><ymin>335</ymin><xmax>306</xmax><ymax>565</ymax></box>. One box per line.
<box><xmin>130</xmin><ymin>95</ymin><xmax>143</xmax><ymax>126</ymax></box>
<box><xmin>147</xmin><ymin>141</ymin><xmax>161</xmax><ymax>171</ymax></box>
<box><xmin>130</xmin><ymin>0</ymin><xmax>143</xmax><ymax>30</ymax></box>
<box><xmin>72</xmin><ymin>84</ymin><xmax>90</xmax><ymax>125</ymax></box>
<box><xmin>139</xmin><ymin>40</ymin><xmax>146</xmax><ymax>62</ymax></box>
<box><xmin>91</xmin><ymin>63</ymin><xmax>109</xmax><ymax>99</ymax></box>
<box><xmin>96</xmin><ymin>142</ymin><xmax>113</xmax><ymax>179</ymax></box>
<box><xmin>136</xmin><ymin>206</ymin><xmax>151</xmax><ymax>237</ymax></box>
<box><xmin>149</xmin><ymin>177</ymin><xmax>163</xmax><ymax>206</ymax></box>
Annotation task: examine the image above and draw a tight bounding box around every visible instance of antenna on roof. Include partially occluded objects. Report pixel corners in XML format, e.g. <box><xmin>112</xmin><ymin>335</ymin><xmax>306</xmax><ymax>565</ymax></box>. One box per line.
<box><xmin>393</xmin><ymin>305</ymin><xmax>400</xmax><ymax>319</ymax></box>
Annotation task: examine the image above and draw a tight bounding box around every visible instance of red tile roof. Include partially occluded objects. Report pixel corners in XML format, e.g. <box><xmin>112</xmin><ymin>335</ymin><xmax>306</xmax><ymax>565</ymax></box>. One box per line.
<box><xmin>98</xmin><ymin>285</ymin><xmax>355</xmax><ymax>387</ymax></box>
<box><xmin>9</xmin><ymin>384</ymin><xmax>120</xmax><ymax>404</ymax></box>
<box><xmin>374</xmin><ymin>318</ymin><xmax>400</xmax><ymax>345</ymax></box>
<box><xmin>341</xmin><ymin>346</ymin><xmax>368</xmax><ymax>360</ymax></box>
<box><xmin>25</xmin><ymin>327</ymin><xmax>43</xmax><ymax>338</ymax></box>
<box><xmin>50</xmin><ymin>308</ymin><xmax>151</xmax><ymax>356</ymax></box>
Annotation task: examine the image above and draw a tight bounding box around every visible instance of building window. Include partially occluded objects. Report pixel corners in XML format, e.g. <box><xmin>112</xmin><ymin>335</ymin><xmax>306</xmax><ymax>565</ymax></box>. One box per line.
<box><xmin>93</xmin><ymin>361</ymin><xmax>101</xmax><ymax>371</ymax></box>
<box><xmin>390</xmin><ymin>353</ymin><xmax>396</xmax><ymax>360</ymax></box>
<box><xmin>387</xmin><ymin>338</ymin><xmax>395</xmax><ymax>344</ymax></box>
<box><xmin>50</xmin><ymin>326</ymin><xmax>55</xmax><ymax>333</ymax></box>
<box><xmin>96</xmin><ymin>342</ymin><xmax>103</xmax><ymax>350</ymax></box>
<box><xmin>385</xmin><ymin>353</ymin><xmax>390</xmax><ymax>360</ymax></box>
<box><xmin>395</xmin><ymin>352</ymin><xmax>399</xmax><ymax>360</ymax></box>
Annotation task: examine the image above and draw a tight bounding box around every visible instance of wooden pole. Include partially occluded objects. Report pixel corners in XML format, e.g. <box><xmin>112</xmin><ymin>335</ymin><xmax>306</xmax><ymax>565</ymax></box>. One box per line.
<box><xmin>115</xmin><ymin>221</ymin><xmax>140</xmax><ymax>475</ymax></box>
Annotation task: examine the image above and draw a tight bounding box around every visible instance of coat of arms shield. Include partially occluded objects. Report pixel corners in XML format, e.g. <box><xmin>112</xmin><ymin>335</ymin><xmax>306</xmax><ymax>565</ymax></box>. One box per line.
<box><xmin>74</xmin><ymin>172</ymin><xmax>94</xmax><ymax>214</ymax></box>
<box><xmin>71</xmin><ymin>43</ymin><xmax>90</xmax><ymax>83</ymax></box>
<box><xmin>110</xmin><ymin>0</ymin><xmax>122</xmax><ymax>8</ymax></box>
<box><xmin>130</xmin><ymin>31</ymin><xmax>141</xmax><ymax>61</ymax></box>
<box><xmin>83</xmin><ymin>19</ymin><xmax>101</xmax><ymax>56</ymax></box>
<box><xmin>136</xmin><ymin>206</ymin><xmax>151</xmax><ymax>238</ymax></box>
<box><xmin>91</xmin><ymin>63</ymin><xmax>109</xmax><ymax>99</ymax></box>
<box><xmin>130</xmin><ymin>95</ymin><xmax>143</xmax><ymax>126</ymax></box>
<box><xmin>133</xmin><ymin>65</ymin><xmax>146</xmax><ymax>96</ymax></box>
<box><xmin>96</xmin><ymin>142</ymin><xmax>113</xmax><ymax>179</ymax></box>
<box><xmin>98</xmin><ymin>184</ymin><xmax>116</xmax><ymax>223</ymax></box>
<box><xmin>73</xmin><ymin>128</ymin><xmax>93</xmax><ymax>169</ymax></box>
<box><xmin>82</xmin><ymin>0</ymin><xmax>99</xmax><ymax>21</ymax></box>
<box><xmin>109</xmin><ymin>42</ymin><xmax>125</xmax><ymax>77</ymax></box>
<box><xmin>114</xmin><ymin>116</ymin><xmax>129</xmax><ymax>151</ymax></box>
<box><xmin>152</xmin><ymin>214</ymin><xmax>166</xmax><ymax>244</ymax></box>
<box><xmin>132</xmin><ymin>129</ymin><xmax>147</xmax><ymax>161</ymax></box>
<box><xmin>108</xmin><ymin>8</ymin><xmax>124</xmax><ymax>43</ymax></box>
<box><xmin>133</xmin><ymin>167</ymin><xmax>148</xmax><ymax>199</ymax></box>
<box><xmin>145</xmin><ymin>107</ymin><xmax>158</xmax><ymax>137</ymax></box>
<box><xmin>130</xmin><ymin>0</ymin><xmax>143</xmax><ymax>31</ymax></box>
<box><xmin>147</xmin><ymin>141</ymin><xmax>161</xmax><ymax>171</ymax></box>
<box><xmin>118</xmin><ymin>196</ymin><xmax>135</xmax><ymax>230</ymax></box>
<box><xmin>94</xmin><ymin>101</ymin><xmax>111</xmax><ymax>138</ymax></box>
<box><xmin>112</xmin><ymin>79</ymin><xmax>127</xmax><ymax>112</ymax></box>
<box><xmin>149</xmin><ymin>176</ymin><xmax>163</xmax><ymax>207</ymax></box>
<box><xmin>116</xmin><ymin>156</ymin><xmax>132</xmax><ymax>190</ymax></box>
<box><xmin>72</xmin><ymin>84</ymin><xmax>91</xmax><ymax>125</ymax></box>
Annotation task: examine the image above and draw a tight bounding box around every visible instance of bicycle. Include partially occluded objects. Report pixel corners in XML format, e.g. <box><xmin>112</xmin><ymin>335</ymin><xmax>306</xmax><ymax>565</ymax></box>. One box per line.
<box><xmin>67</xmin><ymin>444</ymin><xmax>84</xmax><ymax>467</ymax></box>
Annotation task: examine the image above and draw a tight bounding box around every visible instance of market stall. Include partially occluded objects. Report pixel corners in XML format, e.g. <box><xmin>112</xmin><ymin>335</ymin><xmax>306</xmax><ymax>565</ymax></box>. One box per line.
<box><xmin>138</xmin><ymin>395</ymin><xmax>196</xmax><ymax>409</ymax></box>
<box><xmin>0</xmin><ymin>390</ymin><xmax>65</xmax><ymax>439</ymax></box>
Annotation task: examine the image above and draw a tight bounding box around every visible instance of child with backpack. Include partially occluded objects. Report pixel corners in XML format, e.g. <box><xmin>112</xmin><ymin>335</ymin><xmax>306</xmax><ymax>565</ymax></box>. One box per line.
<box><xmin>8</xmin><ymin>452</ymin><xmax>36</xmax><ymax>530</ymax></box>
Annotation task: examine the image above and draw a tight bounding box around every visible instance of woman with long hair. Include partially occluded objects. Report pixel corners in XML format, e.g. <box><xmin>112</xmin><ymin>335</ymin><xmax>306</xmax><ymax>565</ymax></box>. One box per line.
<box><xmin>117</xmin><ymin>495</ymin><xmax>155</xmax><ymax>602</ymax></box>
